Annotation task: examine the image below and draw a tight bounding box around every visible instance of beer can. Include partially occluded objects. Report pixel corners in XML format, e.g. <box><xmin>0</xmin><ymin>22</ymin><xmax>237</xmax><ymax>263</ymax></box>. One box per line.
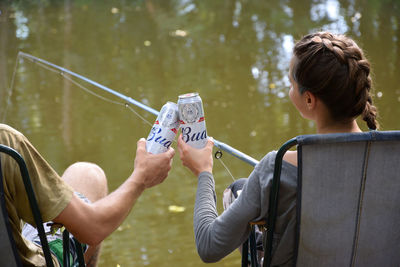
<box><xmin>146</xmin><ymin>102</ymin><xmax>179</xmax><ymax>154</ymax></box>
<box><xmin>178</xmin><ymin>92</ymin><xmax>208</xmax><ymax>149</ymax></box>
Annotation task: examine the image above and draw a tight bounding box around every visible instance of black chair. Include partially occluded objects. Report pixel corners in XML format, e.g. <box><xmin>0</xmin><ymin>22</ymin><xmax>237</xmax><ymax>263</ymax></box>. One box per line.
<box><xmin>0</xmin><ymin>144</ymin><xmax>85</xmax><ymax>266</ymax></box>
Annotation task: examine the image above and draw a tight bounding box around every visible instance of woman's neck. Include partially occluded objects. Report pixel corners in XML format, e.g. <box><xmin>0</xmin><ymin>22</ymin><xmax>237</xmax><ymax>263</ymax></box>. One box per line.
<box><xmin>316</xmin><ymin>119</ymin><xmax>362</xmax><ymax>134</ymax></box>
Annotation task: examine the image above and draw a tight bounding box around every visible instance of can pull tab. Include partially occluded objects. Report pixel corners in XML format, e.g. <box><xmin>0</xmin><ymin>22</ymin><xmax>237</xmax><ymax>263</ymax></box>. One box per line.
<box><xmin>214</xmin><ymin>150</ymin><xmax>223</xmax><ymax>159</ymax></box>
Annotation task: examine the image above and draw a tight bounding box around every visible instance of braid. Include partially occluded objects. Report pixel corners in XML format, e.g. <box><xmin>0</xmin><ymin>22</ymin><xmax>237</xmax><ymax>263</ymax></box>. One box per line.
<box><xmin>292</xmin><ymin>32</ymin><xmax>379</xmax><ymax>129</ymax></box>
<box><xmin>363</xmin><ymin>96</ymin><xmax>379</xmax><ymax>130</ymax></box>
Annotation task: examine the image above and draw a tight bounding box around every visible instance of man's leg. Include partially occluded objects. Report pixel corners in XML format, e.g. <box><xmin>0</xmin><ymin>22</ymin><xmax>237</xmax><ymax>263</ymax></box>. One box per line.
<box><xmin>62</xmin><ymin>162</ymin><xmax>108</xmax><ymax>267</ymax></box>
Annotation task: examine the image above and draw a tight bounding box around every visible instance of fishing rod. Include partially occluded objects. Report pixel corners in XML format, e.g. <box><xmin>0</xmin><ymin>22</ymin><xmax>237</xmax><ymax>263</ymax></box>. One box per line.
<box><xmin>17</xmin><ymin>52</ymin><xmax>260</xmax><ymax>167</ymax></box>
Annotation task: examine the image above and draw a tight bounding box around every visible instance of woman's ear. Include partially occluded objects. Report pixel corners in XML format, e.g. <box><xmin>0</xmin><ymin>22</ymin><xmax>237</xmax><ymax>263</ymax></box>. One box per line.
<box><xmin>304</xmin><ymin>91</ymin><xmax>317</xmax><ymax>110</ymax></box>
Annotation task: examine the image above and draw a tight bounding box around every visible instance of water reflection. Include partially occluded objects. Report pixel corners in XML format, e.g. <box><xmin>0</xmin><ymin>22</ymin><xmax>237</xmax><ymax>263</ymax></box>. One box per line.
<box><xmin>1</xmin><ymin>0</ymin><xmax>400</xmax><ymax>266</ymax></box>
<box><xmin>13</xmin><ymin>10</ymin><xmax>29</xmax><ymax>40</ymax></box>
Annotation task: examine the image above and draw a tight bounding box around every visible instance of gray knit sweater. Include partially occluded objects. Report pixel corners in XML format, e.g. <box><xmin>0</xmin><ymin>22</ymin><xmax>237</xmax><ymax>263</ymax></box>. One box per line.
<box><xmin>194</xmin><ymin>151</ymin><xmax>297</xmax><ymax>266</ymax></box>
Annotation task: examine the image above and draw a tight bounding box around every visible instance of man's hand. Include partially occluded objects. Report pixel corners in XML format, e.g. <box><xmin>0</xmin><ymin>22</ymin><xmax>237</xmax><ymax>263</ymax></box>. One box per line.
<box><xmin>54</xmin><ymin>138</ymin><xmax>175</xmax><ymax>246</ymax></box>
<box><xmin>177</xmin><ymin>134</ymin><xmax>214</xmax><ymax>177</ymax></box>
<box><xmin>131</xmin><ymin>138</ymin><xmax>175</xmax><ymax>189</ymax></box>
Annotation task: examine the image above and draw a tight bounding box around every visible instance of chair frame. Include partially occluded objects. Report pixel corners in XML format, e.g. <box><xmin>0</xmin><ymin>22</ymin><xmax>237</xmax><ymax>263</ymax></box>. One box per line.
<box><xmin>0</xmin><ymin>144</ymin><xmax>85</xmax><ymax>266</ymax></box>
<box><xmin>0</xmin><ymin>152</ymin><xmax>22</xmax><ymax>266</ymax></box>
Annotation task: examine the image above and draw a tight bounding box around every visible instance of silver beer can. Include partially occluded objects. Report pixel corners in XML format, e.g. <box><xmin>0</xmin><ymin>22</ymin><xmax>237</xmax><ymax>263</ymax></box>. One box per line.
<box><xmin>178</xmin><ymin>92</ymin><xmax>208</xmax><ymax>149</ymax></box>
<box><xmin>146</xmin><ymin>101</ymin><xmax>179</xmax><ymax>154</ymax></box>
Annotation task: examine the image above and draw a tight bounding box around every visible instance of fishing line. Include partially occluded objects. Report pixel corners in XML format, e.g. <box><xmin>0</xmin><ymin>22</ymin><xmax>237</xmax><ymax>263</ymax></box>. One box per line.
<box><xmin>33</xmin><ymin>59</ymin><xmax>60</xmax><ymax>75</ymax></box>
<box><xmin>11</xmin><ymin>57</ymin><xmax>235</xmax><ymax>179</ymax></box>
<box><xmin>124</xmin><ymin>104</ymin><xmax>153</xmax><ymax>127</ymax></box>
<box><xmin>2</xmin><ymin>54</ymin><xmax>21</xmax><ymax>122</ymax></box>
<box><xmin>61</xmin><ymin>73</ymin><xmax>124</xmax><ymax>106</ymax></box>
<box><xmin>26</xmin><ymin>55</ymin><xmax>125</xmax><ymax>107</ymax></box>
<box><xmin>6</xmin><ymin>52</ymin><xmax>241</xmax><ymax>180</ymax></box>
<box><xmin>5</xmin><ymin>52</ymin><xmax>260</xmax><ymax>168</ymax></box>
<box><xmin>214</xmin><ymin>150</ymin><xmax>236</xmax><ymax>181</ymax></box>
<box><xmin>219</xmin><ymin>160</ymin><xmax>236</xmax><ymax>181</ymax></box>
<box><xmin>60</xmin><ymin>73</ymin><xmax>154</xmax><ymax>127</ymax></box>
<box><xmin>14</xmin><ymin>53</ymin><xmax>155</xmax><ymax>127</ymax></box>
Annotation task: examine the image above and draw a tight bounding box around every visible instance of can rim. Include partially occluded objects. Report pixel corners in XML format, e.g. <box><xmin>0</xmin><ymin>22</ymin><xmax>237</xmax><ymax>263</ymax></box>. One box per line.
<box><xmin>178</xmin><ymin>92</ymin><xmax>199</xmax><ymax>99</ymax></box>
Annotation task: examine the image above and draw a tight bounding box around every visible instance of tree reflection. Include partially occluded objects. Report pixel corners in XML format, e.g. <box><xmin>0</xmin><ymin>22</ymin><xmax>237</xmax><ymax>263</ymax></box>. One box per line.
<box><xmin>3</xmin><ymin>0</ymin><xmax>399</xmax><ymax>143</ymax></box>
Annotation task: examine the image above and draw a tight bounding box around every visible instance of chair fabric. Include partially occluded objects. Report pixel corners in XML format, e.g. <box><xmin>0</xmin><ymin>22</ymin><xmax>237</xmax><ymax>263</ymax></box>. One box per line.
<box><xmin>295</xmin><ymin>131</ymin><xmax>400</xmax><ymax>267</ymax></box>
<box><xmin>256</xmin><ymin>131</ymin><xmax>400</xmax><ymax>267</ymax></box>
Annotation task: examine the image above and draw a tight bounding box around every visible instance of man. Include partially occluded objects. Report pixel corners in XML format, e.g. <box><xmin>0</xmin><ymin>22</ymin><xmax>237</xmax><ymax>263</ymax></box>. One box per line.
<box><xmin>0</xmin><ymin>123</ymin><xmax>175</xmax><ymax>266</ymax></box>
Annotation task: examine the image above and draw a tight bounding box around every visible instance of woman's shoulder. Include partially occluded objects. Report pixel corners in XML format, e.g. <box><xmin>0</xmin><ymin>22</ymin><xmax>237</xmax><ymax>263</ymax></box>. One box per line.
<box><xmin>283</xmin><ymin>151</ymin><xmax>297</xmax><ymax>167</ymax></box>
<box><xmin>257</xmin><ymin>150</ymin><xmax>276</xmax><ymax>166</ymax></box>
<box><xmin>257</xmin><ymin>151</ymin><xmax>278</xmax><ymax>170</ymax></box>
<box><xmin>255</xmin><ymin>150</ymin><xmax>297</xmax><ymax>176</ymax></box>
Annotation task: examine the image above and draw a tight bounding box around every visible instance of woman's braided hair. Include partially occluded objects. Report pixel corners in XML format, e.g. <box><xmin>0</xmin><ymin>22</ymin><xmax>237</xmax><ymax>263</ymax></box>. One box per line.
<box><xmin>291</xmin><ymin>32</ymin><xmax>378</xmax><ymax>130</ymax></box>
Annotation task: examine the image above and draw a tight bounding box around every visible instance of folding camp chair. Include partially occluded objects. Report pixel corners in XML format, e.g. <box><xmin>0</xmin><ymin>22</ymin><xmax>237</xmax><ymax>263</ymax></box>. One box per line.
<box><xmin>242</xmin><ymin>131</ymin><xmax>400</xmax><ymax>267</ymax></box>
<box><xmin>0</xmin><ymin>144</ymin><xmax>86</xmax><ymax>267</ymax></box>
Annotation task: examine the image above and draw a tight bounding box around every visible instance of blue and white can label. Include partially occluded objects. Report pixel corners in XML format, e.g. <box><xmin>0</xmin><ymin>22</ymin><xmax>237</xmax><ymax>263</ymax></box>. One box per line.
<box><xmin>146</xmin><ymin>102</ymin><xmax>179</xmax><ymax>154</ymax></box>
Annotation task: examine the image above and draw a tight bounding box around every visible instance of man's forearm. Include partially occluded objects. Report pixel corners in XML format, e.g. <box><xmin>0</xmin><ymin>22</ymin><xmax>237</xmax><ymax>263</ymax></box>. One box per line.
<box><xmin>54</xmin><ymin>173</ymin><xmax>146</xmax><ymax>245</ymax></box>
<box><xmin>89</xmin><ymin>174</ymin><xmax>145</xmax><ymax>242</ymax></box>
<box><xmin>55</xmin><ymin>139</ymin><xmax>174</xmax><ymax>245</ymax></box>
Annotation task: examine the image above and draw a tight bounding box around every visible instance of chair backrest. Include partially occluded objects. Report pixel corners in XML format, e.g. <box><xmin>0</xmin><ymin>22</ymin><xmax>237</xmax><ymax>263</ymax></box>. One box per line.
<box><xmin>0</xmin><ymin>144</ymin><xmax>54</xmax><ymax>267</ymax></box>
<box><xmin>0</xmin><ymin>160</ymin><xmax>21</xmax><ymax>267</ymax></box>
<box><xmin>262</xmin><ymin>131</ymin><xmax>400</xmax><ymax>267</ymax></box>
<box><xmin>294</xmin><ymin>131</ymin><xmax>400</xmax><ymax>267</ymax></box>
<box><xmin>0</xmin><ymin>144</ymin><xmax>86</xmax><ymax>267</ymax></box>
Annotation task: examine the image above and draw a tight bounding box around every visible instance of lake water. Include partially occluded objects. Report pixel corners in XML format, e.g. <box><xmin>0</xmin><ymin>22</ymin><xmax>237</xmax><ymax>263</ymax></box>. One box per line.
<box><xmin>1</xmin><ymin>0</ymin><xmax>399</xmax><ymax>266</ymax></box>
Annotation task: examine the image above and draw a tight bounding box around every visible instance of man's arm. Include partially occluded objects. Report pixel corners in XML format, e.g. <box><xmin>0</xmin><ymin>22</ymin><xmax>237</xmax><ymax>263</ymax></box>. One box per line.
<box><xmin>53</xmin><ymin>138</ymin><xmax>175</xmax><ymax>245</ymax></box>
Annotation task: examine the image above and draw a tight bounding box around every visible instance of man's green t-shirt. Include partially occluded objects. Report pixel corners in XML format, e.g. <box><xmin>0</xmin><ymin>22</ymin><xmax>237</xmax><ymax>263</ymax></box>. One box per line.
<box><xmin>0</xmin><ymin>124</ymin><xmax>73</xmax><ymax>266</ymax></box>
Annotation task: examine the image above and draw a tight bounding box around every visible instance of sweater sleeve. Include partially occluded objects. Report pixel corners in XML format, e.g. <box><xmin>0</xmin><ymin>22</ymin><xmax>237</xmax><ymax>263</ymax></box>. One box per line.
<box><xmin>193</xmin><ymin>152</ymin><xmax>276</xmax><ymax>262</ymax></box>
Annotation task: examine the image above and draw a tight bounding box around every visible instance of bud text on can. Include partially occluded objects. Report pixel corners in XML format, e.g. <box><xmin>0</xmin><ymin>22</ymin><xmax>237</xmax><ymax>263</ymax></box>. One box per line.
<box><xmin>178</xmin><ymin>92</ymin><xmax>208</xmax><ymax>149</ymax></box>
<box><xmin>146</xmin><ymin>102</ymin><xmax>179</xmax><ymax>154</ymax></box>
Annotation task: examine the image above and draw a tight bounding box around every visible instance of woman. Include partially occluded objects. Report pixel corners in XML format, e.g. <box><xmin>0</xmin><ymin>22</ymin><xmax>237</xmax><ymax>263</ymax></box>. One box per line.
<box><xmin>177</xmin><ymin>31</ymin><xmax>378</xmax><ymax>266</ymax></box>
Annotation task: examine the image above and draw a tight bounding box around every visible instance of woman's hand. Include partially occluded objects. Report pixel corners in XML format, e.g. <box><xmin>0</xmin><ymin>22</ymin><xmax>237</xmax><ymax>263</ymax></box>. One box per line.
<box><xmin>177</xmin><ymin>134</ymin><xmax>214</xmax><ymax>177</ymax></box>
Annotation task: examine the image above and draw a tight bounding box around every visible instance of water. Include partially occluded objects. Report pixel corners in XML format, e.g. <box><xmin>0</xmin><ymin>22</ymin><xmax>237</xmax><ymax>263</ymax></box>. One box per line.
<box><xmin>1</xmin><ymin>0</ymin><xmax>399</xmax><ymax>266</ymax></box>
